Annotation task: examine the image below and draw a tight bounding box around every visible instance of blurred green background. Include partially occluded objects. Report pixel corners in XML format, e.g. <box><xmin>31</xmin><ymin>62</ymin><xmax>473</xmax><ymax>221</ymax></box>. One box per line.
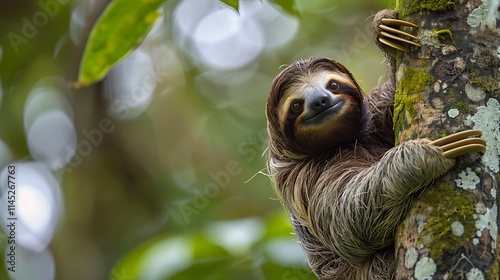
<box><xmin>0</xmin><ymin>0</ymin><xmax>394</xmax><ymax>279</ymax></box>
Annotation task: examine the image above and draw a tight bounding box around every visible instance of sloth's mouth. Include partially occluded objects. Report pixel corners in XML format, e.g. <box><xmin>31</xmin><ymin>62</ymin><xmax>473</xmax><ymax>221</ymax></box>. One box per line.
<box><xmin>302</xmin><ymin>99</ymin><xmax>344</xmax><ymax>125</ymax></box>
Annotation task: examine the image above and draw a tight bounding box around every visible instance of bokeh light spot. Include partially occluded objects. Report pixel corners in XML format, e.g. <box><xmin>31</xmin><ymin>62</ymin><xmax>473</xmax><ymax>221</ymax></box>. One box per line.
<box><xmin>205</xmin><ymin>218</ymin><xmax>264</xmax><ymax>255</ymax></box>
<box><xmin>27</xmin><ymin>110</ymin><xmax>76</xmax><ymax>169</ymax></box>
<box><xmin>105</xmin><ymin>48</ymin><xmax>155</xmax><ymax>119</ymax></box>
<box><xmin>173</xmin><ymin>0</ymin><xmax>297</xmax><ymax>70</ymax></box>
<box><xmin>18</xmin><ymin>184</ymin><xmax>52</xmax><ymax>235</ymax></box>
<box><xmin>0</xmin><ymin>162</ymin><xmax>63</xmax><ymax>252</ymax></box>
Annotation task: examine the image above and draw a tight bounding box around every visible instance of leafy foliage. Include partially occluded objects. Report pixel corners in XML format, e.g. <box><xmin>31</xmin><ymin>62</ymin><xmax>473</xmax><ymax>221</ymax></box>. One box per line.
<box><xmin>111</xmin><ymin>214</ymin><xmax>316</xmax><ymax>280</ymax></box>
<box><xmin>219</xmin><ymin>0</ymin><xmax>239</xmax><ymax>11</ymax></box>
<box><xmin>77</xmin><ymin>0</ymin><xmax>164</xmax><ymax>87</ymax></box>
<box><xmin>77</xmin><ymin>0</ymin><xmax>300</xmax><ymax>87</ymax></box>
<box><xmin>269</xmin><ymin>0</ymin><xmax>300</xmax><ymax>17</ymax></box>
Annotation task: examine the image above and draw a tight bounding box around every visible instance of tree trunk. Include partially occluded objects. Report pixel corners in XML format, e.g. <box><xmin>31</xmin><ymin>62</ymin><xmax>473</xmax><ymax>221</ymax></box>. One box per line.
<box><xmin>393</xmin><ymin>0</ymin><xmax>500</xmax><ymax>279</ymax></box>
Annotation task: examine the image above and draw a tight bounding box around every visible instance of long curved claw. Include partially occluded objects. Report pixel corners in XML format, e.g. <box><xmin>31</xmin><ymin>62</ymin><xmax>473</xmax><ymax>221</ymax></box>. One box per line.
<box><xmin>440</xmin><ymin>138</ymin><xmax>486</xmax><ymax>153</ymax></box>
<box><xmin>378</xmin><ymin>17</ymin><xmax>420</xmax><ymax>52</ymax></box>
<box><xmin>430</xmin><ymin>130</ymin><xmax>482</xmax><ymax>146</ymax></box>
<box><xmin>379</xmin><ymin>25</ymin><xmax>419</xmax><ymax>41</ymax></box>
<box><xmin>430</xmin><ymin>130</ymin><xmax>487</xmax><ymax>159</ymax></box>
<box><xmin>381</xmin><ymin>18</ymin><xmax>418</xmax><ymax>28</ymax></box>
<box><xmin>378</xmin><ymin>38</ymin><xmax>410</xmax><ymax>52</ymax></box>
<box><xmin>380</xmin><ymin>30</ymin><xmax>421</xmax><ymax>47</ymax></box>
<box><xmin>442</xmin><ymin>143</ymin><xmax>487</xmax><ymax>159</ymax></box>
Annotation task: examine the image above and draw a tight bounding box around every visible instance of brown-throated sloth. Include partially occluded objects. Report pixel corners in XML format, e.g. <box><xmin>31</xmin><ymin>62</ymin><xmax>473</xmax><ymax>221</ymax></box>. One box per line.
<box><xmin>265</xmin><ymin>9</ymin><xmax>487</xmax><ymax>280</ymax></box>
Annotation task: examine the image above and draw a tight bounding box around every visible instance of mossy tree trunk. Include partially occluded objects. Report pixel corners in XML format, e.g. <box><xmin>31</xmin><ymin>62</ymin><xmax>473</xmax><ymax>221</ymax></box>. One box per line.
<box><xmin>393</xmin><ymin>0</ymin><xmax>500</xmax><ymax>279</ymax></box>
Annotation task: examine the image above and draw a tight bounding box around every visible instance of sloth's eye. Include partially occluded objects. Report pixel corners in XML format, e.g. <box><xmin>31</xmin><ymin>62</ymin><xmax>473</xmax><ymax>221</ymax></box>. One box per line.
<box><xmin>291</xmin><ymin>101</ymin><xmax>302</xmax><ymax>113</ymax></box>
<box><xmin>329</xmin><ymin>81</ymin><xmax>340</xmax><ymax>91</ymax></box>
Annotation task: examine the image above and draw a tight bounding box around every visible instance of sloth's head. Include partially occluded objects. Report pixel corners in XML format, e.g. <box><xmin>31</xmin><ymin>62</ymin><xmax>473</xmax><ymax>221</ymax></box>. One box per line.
<box><xmin>266</xmin><ymin>57</ymin><xmax>365</xmax><ymax>158</ymax></box>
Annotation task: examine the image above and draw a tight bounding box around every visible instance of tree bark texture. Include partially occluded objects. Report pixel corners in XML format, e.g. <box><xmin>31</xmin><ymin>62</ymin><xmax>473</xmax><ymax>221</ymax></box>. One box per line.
<box><xmin>393</xmin><ymin>0</ymin><xmax>500</xmax><ymax>279</ymax></box>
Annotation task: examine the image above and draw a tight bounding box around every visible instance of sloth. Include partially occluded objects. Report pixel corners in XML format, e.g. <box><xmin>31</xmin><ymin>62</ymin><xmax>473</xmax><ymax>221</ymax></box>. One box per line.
<box><xmin>265</xmin><ymin>9</ymin><xmax>487</xmax><ymax>280</ymax></box>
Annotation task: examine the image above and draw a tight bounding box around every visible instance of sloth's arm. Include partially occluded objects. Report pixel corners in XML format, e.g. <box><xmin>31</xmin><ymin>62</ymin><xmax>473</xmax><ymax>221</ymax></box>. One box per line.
<box><xmin>309</xmin><ymin>130</ymin><xmax>486</xmax><ymax>264</ymax></box>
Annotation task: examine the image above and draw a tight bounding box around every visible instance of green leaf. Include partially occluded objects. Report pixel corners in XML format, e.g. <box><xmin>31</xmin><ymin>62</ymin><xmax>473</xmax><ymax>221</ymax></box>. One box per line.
<box><xmin>268</xmin><ymin>0</ymin><xmax>300</xmax><ymax>17</ymax></box>
<box><xmin>76</xmin><ymin>0</ymin><xmax>164</xmax><ymax>87</ymax></box>
<box><xmin>219</xmin><ymin>0</ymin><xmax>239</xmax><ymax>11</ymax></box>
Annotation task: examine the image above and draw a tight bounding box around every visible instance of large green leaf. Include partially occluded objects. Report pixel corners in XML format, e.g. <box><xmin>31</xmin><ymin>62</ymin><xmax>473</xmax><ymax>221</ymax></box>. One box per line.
<box><xmin>219</xmin><ymin>0</ymin><xmax>239</xmax><ymax>11</ymax></box>
<box><xmin>76</xmin><ymin>0</ymin><xmax>164</xmax><ymax>87</ymax></box>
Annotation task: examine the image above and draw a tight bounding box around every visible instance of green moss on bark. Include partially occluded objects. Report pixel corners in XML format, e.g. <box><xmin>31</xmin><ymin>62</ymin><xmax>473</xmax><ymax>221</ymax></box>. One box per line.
<box><xmin>393</xmin><ymin>67</ymin><xmax>434</xmax><ymax>137</ymax></box>
<box><xmin>397</xmin><ymin>0</ymin><xmax>456</xmax><ymax>17</ymax></box>
<box><xmin>419</xmin><ymin>182</ymin><xmax>476</xmax><ymax>261</ymax></box>
<box><xmin>452</xmin><ymin>101</ymin><xmax>470</xmax><ymax>114</ymax></box>
<box><xmin>432</xmin><ymin>28</ymin><xmax>453</xmax><ymax>43</ymax></box>
<box><xmin>470</xmin><ymin>72</ymin><xmax>499</xmax><ymax>93</ymax></box>
<box><xmin>488</xmin><ymin>259</ymin><xmax>500</xmax><ymax>280</ymax></box>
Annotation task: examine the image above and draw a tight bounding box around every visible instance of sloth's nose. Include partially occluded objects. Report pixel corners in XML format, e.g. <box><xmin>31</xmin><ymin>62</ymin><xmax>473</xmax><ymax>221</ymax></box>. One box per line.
<box><xmin>307</xmin><ymin>90</ymin><xmax>333</xmax><ymax>114</ymax></box>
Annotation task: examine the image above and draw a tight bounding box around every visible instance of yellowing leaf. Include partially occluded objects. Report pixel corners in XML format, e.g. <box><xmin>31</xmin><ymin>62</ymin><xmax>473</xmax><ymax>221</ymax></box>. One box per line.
<box><xmin>76</xmin><ymin>0</ymin><xmax>164</xmax><ymax>87</ymax></box>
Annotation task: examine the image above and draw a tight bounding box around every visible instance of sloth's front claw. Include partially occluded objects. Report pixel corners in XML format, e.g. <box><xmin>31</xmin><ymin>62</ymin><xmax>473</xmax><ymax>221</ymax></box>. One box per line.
<box><xmin>378</xmin><ymin>18</ymin><xmax>421</xmax><ymax>52</ymax></box>
<box><xmin>380</xmin><ymin>18</ymin><xmax>418</xmax><ymax>28</ymax></box>
<box><xmin>430</xmin><ymin>130</ymin><xmax>487</xmax><ymax>159</ymax></box>
<box><xmin>373</xmin><ymin>9</ymin><xmax>420</xmax><ymax>54</ymax></box>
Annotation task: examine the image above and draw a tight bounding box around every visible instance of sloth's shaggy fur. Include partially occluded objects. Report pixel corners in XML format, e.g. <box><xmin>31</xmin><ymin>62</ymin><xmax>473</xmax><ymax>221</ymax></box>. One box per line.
<box><xmin>265</xmin><ymin>11</ymin><xmax>455</xmax><ymax>280</ymax></box>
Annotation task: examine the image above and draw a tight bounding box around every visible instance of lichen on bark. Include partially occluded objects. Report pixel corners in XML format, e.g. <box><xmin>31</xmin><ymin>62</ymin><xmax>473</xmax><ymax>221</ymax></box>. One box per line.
<box><xmin>393</xmin><ymin>0</ymin><xmax>500</xmax><ymax>278</ymax></box>
<box><xmin>418</xmin><ymin>181</ymin><xmax>476</xmax><ymax>261</ymax></box>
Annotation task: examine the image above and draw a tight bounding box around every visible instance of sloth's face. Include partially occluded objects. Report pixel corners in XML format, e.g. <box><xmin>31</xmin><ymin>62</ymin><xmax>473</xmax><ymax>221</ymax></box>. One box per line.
<box><xmin>277</xmin><ymin>69</ymin><xmax>363</xmax><ymax>152</ymax></box>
